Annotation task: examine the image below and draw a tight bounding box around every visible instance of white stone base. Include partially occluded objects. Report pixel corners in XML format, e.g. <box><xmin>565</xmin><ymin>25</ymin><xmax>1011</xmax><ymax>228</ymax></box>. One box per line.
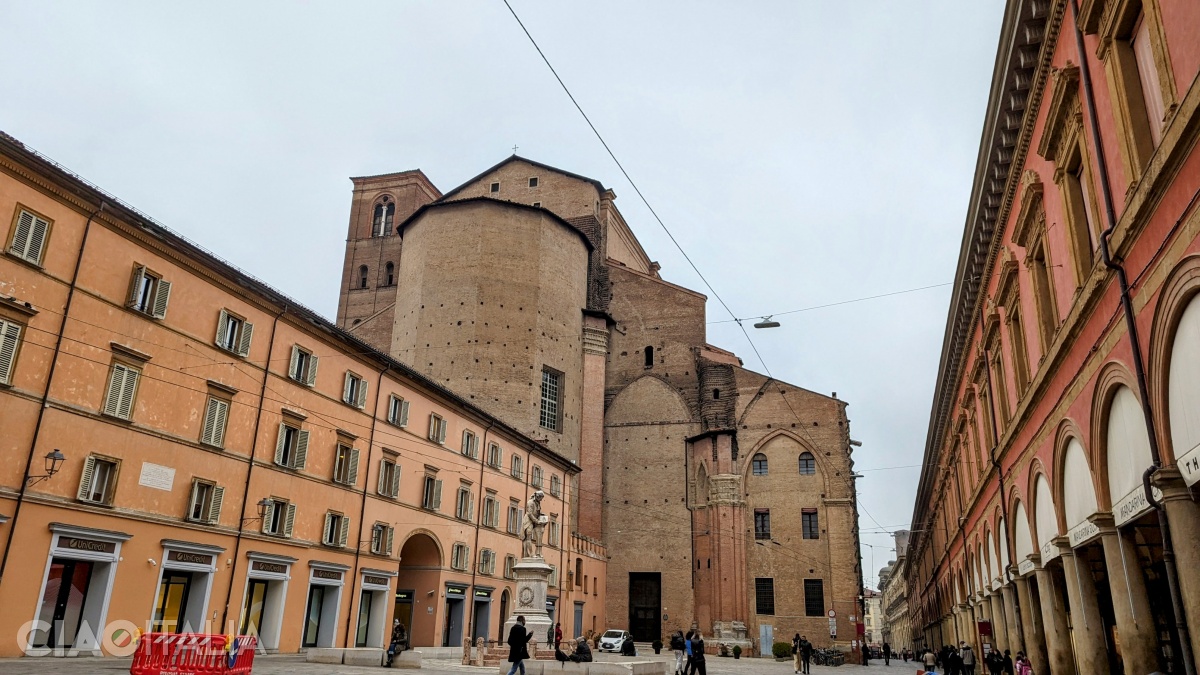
<box><xmin>502</xmin><ymin>557</ymin><xmax>555</xmax><ymax>645</ymax></box>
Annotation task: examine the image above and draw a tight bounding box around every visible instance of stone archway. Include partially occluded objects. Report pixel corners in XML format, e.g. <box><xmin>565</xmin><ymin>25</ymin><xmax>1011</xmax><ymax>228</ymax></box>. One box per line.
<box><xmin>396</xmin><ymin>532</ymin><xmax>443</xmax><ymax>647</ymax></box>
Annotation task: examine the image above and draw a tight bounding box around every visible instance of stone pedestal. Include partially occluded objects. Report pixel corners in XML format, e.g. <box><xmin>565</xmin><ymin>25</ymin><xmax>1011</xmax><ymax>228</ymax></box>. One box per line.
<box><xmin>502</xmin><ymin>557</ymin><xmax>554</xmax><ymax>652</ymax></box>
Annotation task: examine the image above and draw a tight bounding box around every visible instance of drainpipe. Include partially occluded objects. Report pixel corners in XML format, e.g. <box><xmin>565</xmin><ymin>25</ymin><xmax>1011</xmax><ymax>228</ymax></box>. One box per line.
<box><xmin>342</xmin><ymin>364</ymin><xmax>388</xmax><ymax>648</ymax></box>
<box><xmin>1069</xmin><ymin>1</ymin><xmax>1194</xmax><ymax>671</ymax></box>
<box><xmin>219</xmin><ymin>305</ymin><xmax>285</xmax><ymax>631</ymax></box>
<box><xmin>0</xmin><ymin>201</ymin><xmax>105</xmax><ymax>585</ymax></box>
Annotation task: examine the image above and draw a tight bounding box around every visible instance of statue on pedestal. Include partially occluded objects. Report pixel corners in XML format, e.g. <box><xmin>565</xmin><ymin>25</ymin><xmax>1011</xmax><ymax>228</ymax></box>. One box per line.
<box><xmin>520</xmin><ymin>490</ymin><xmax>548</xmax><ymax>558</ymax></box>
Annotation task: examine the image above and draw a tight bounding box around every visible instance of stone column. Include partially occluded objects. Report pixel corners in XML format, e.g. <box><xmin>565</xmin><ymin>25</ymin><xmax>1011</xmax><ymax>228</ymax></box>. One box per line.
<box><xmin>1155</xmin><ymin>467</ymin><xmax>1200</xmax><ymax>664</ymax></box>
<box><xmin>1059</xmin><ymin>541</ymin><xmax>1109</xmax><ymax>674</ymax></box>
<box><xmin>989</xmin><ymin>591</ymin><xmax>1009</xmax><ymax>652</ymax></box>
<box><xmin>1034</xmin><ymin>559</ymin><xmax>1076</xmax><ymax>675</ymax></box>
<box><xmin>1015</xmin><ymin>572</ymin><xmax>1049</xmax><ymax>675</ymax></box>
<box><xmin>1096</xmin><ymin>515</ymin><xmax>1159</xmax><ymax>675</ymax></box>
<box><xmin>1001</xmin><ymin>575</ymin><xmax>1022</xmax><ymax>655</ymax></box>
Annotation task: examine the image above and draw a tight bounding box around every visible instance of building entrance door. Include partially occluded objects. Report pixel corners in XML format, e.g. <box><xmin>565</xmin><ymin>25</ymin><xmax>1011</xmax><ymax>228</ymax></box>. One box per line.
<box><xmin>573</xmin><ymin>602</ymin><xmax>584</xmax><ymax>639</ymax></box>
<box><xmin>32</xmin><ymin>558</ymin><xmax>94</xmax><ymax>649</ymax></box>
<box><xmin>240</xmin><ymin>579</ymin><xmax>269</xmax><ymax>637</ymax></box>
<box><xmin>151</xmin><ymin>572</ymin><xmax>193</xmax><ymax>633</ymax></box>
<box><xmin>628</xmin><ymin>572</ymin><xmax>661</xmax><ymax>642</ymax></box>
<box><xmin>356</xmin><ymin>590</ymin><xmax>374</xmax><ymax>647</ymax></box>
<box><xmin>471</xmin><ymin>589</ymin><xmax>492</xmax><ymax>643</ymax></box>
<box><xmin>302</xmin><ymin>585</ymin><xmax>327</xmax><ymax>648</ymax></box>
<box><xmin>443</xmin><ymin>586</ymin><xmax>466</xmax><ymax>647</ymax></box>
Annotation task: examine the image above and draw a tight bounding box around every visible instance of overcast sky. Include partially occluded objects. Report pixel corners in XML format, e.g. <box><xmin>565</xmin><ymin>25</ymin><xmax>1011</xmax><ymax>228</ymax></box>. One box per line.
<box><xmin>2</xmin><ymin>1</ymin><xmax>1005</xmax><ymax>587</ymax></box>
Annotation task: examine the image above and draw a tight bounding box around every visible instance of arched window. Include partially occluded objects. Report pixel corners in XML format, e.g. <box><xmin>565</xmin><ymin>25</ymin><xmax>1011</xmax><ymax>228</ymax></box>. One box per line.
<box><xmin>798</xmin><ymin>452</ymin><xmax>816</xmax><ymax>475</ymax></box>
<box><xmin>385</xmin><ymin>262</ymin><xmax>395</xmax><ymax>286</ymax></box>
<box><xmin>371</xmin><ymin>197</ymin><xmax>395</xmax><ymax>237</ymax></box>
<box><xmin>644</xmin><ymin>346</ymin><xmax>654</xmax><ymax>368</ymax></box>
<box><xmin>712</xmin><ymin>388</ymin><xmax>720</xmax><ymax>400</ymax></box>
<box><xmin>751</xmin><ymin>453</ymin><xmax>768</xmax><ymax>476</ymax></box>
<box><xmin>358</xmin><ymin>265</ymin><xmax>369</xmax><ymax>289</ymax></box>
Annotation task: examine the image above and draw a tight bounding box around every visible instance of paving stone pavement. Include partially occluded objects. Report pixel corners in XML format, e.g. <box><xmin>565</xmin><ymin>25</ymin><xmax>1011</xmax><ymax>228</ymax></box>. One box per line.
<box><xmin>0</xmin><ymin>653</ymin><xmax>927</xmax><ymax>675</ymax></box>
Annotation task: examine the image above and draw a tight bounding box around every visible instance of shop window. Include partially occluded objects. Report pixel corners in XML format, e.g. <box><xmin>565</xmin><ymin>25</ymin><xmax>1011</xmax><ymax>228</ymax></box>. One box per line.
<box><xmin>187</xmin><ymin>480</ymin><xmax>224</xmax><ymax>525</ymax></box>
<box><xmin>387</xmin><ymin>395</ymin><xmax>410</xmax><ymax>427</ymax></box>
<box><xmin>126</xmin><ymin>264</ymin><xmax>172</xmax><ymax>319</ymax></box>
<box><xmin>754</xmin><ymin>509</ymin><xmax>771</xmax><ymax>540</ymax></box>
<box><xmin>77</xmin><ymin>455</ymin><xmax>119</xmax><ymax>505</ymax></box>
<box><xmin>215</xmin><ymin>309</ymin><xmax>253</xmax><ymax>357</ymax></box>
<box><xmin>798</xmin><ymin>452</ymin><xmax>816</xmax><ymax>475</ymax></box>
<box><xmin>428</xmin><ymin>413</ymin><xmax>447</xmax><ymax>444</ymax></box>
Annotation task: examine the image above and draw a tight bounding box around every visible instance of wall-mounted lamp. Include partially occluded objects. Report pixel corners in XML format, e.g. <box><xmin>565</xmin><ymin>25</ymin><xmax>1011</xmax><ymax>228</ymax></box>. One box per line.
<box><xmin>242</xmin><ymin>498</ymin><xmax>273</xmax><ymax>525</ymax></box>
<box><xmin>26</xmin><ymin>449</ymin><xmax>66</xmax><ymax>486</ymax></box>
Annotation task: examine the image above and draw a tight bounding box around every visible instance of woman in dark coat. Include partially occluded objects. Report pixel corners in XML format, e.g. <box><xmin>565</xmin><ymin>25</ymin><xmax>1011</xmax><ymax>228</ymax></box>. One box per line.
<box><xmin>506</xmin><ymin>616</ymin><xmax>533</xmax><ymax>675</ymax></box>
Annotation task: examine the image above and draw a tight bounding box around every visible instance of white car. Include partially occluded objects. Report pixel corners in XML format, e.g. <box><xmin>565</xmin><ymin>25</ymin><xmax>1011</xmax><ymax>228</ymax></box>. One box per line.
<box><xmin>597</xmin><ymin>629</ymin><xmax>628</xmax><ymax>653</ymax></box>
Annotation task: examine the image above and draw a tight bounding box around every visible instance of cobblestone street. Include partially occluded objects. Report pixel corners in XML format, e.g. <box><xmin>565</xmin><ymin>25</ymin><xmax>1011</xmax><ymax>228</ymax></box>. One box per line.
<box><xmin>0</xmin><ymin>652</ymin><xmax>926</xmax><ymax>675</ymax></box>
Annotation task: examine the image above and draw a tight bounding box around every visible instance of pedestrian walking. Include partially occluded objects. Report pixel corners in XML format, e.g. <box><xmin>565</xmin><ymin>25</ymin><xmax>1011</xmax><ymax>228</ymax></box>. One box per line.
<box><xmin>506</xmin><ymin>616</ymin><xmax>534</xmax><ymax>675</ymax></box>
<box><xmin>1002</xmin><ymin>649</ymin><xmax>1014</xmax><ymax>675</ymax></box>
<box><xmin>799</xmin><ymin>635</ymin><xmax>813</xmax><ymax>674</ymax></box>
<box><xmin>670</xmin><ymin>630</ymin><xmax>686</xmax><ymax>675</ymax></box>
<box><xmin>923</xmin><ymin>648</ymin><xmax>939</xmax><ymax>675</ymax></box>
<box><xmin>960</xmin><ymin>642</ymin><xmax>976</xmax><ymax>675</ymax></box>
<box><xmin>985</xmin><ymin>648</ymin><xmax>1004</xmax><ymax>675</ymax></box>
<box><xmin>684</xmin><ymin>630</ymin><xmax>695</xmax><ymax>675</ymax></box>
<box><xmin>883</xmin><ymin>641</ymin><xmax>891</xmax><ymax>666</ymax></box>
<box><xmin>1013</xmin><ymin>652</ymin><xmax>1032</xmax><ymax>675</ymax></box>
<box><xmin>690</xmin><ymin>634</ymin><xmax>707</xmax><ymax>675</ymax></box>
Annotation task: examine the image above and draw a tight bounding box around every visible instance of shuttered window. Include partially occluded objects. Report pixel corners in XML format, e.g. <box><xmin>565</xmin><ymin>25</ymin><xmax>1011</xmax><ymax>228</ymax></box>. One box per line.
<box><xmin>483</xmin><ymin>494</ymin><xmax>500</xmax><ymax>528</ymax></box>
<box><xmin>0</xmin><ymin>320</ymin><xmax>23</xmax><ymax>385</ymax></box>
<box><xmin>323</xmin><ymin>512</ymin><xmax>350</xmax><ymax>548</ymax></box>
<box><xmin>456</xmin><ymin>486</ymin><xmax>474</xmax><ymax>521</ymax></box>
<box><xmin>378</xmin><ymin>457</ymin><xmax>401</xmax><ymax>498</ymax></box>
<box><xmin>451</xmin><ymin>543</ymin><xmax>470</xmax><ymax>571</ymax></box>
<box><xmin>199</xmin><ymin>397</ymin><xmax>230</xmax><ymax>448</ymax></box>
<box><xmin>428</xmin><ymin>413</ymin><xmax>447</xmax><ymax>444</ymax></box>
<box><xmin>262</xmin><ymin>499</ymin><xmax>296</xmax><ymax>537</ymax></box>
<box><xmin>103</xmin><ymin>362</ymin><xmax>140</xmax><ymax>420</ymax></box>
<box><xmin>478</xmin><ymin>549</ymin><xmax>496</xmax><ymax>575</ymax></box>
<box><xmin>486</xmin><ymin>442</ymin><xmax>502</xmax><ymax>468</ymax></box>
<box><xmin>215</xmin><ymin>309</ymin><xmax>253</xmax><ymax>357</ymax></box>
<box><xmin>387</xmin><ymin>395</ymin><xmax>410</xmax><ymax>427</ymax></box>
<box><xmin>274</xmin><ymin>423</ymin><xmax>310</xmax><ymax>470</ymax></box>
<box><xmin>289</xmin><ymin>346</ymin><xmax>318</xmax><ymax>386</ymax></box>
<box><xmin>333</xmin><ymin>444</ymin><xmax>360</xmax><ymax>487</ymax></box>
<box><xmin>371</xmin><ymin>523</ymin><xmax>394</xmax><ymax>555</ymax></box>
<box><xmin>187</xmin><ymin>480</ymin><xmax>224</xmax><ymax>525</ymax></box>
<box><xmin>343</xmin><ymin>371</ymin><xmax>368</xmax><ymax>409</ymax></box>
<box><xmin>77</xmin><ymin>455</ymin><xmax>119</xmax><ymax>505</ymax></box>
<box><xmin>8</xmin><ymin>209</ymin><xmax>50</xmax><ymax>265</ymax></box>
<box><xmin>461</xmin><ymin>430</ymin><xmax>479</xmax><ymax>459</ymax></box>
<box><xmin>422</xmin><ymin>475</ymin><xmax>442</xmax><ymax>511</ymax></box>
<box><xmin>127</xmin><ymin>265</ymin><xmax>172</xmax><ymax>319</ymax></box>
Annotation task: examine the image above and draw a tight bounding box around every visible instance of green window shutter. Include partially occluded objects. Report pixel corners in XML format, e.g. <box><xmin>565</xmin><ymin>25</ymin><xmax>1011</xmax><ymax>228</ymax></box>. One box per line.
<box><xmin>293</xmin><ymin>429</ymin><xmax>309</xmax><ymax>469</ymax></box>
<box><xmin>356</xmin><ymin>379</ymin><xmax>368</xmax><ymax>409</ymax></box>
<box><xmin>386</xmin><ymin>526</ymin><xmax>394</xmax><ymax>555</ymax></box>
<box><xmin>208</xmin><ymin>486</ymin><xmax>224</xmax><ymax>525</ymax></box>
<box><xmin>127</xmin><ymin>265</ymin><xmax>146</xmax><ymax>307</ymax></box>
<box><xmin>274</xmin><ymin>424</ymin><xmax>287</xmax><ymax>465</ymax></box>
<box><xmin>261</xmin><ymin>500</ymin><xmax>274</xmax><ymax>534</ymax></box>
<box><xmin>306</xmin><ymin>355</ymin><xmax>319</xmax><ymax>387</ymax></box>
<box><xmin>437</xmin><ymin>419</ymin><xmax>446</xmax><ymax>444</ymax></box>
<box><xmin>289</xmin><ymin>346</ymin><xmax>300</xmax><ymax>380</ymax></box>
<box><xmin>399</xmin><ymin>399</ymin><xmax>410</xmax><ymax>427</ymax></box>
<box><xmin>377</xmin><ymin>461</ymin><xmax>388</xmax><ymax>495</ymax></box>
<box><xmin>339</xmin><ymin>516</ymin><xmax>350</xmax><ymax>548</ymax></box>
<box><xmin>77</xmin><ymin>455</ymin><xmax>97</xmax><ymax>501</ymax></box>
<box><xmin>343</xmin><ymin>373</ymin><xmax>353</xmax><ymax>404</ymax></box>
<box><xmin>117</xmin><ymin>368</ymin><xmax>138</xmax><ymax>420</ymax></box>
<box><xmin>323</xmin><ymin>513</ymin><xmax>333</xmax><ymax>544</ymax></box>
<box><xmin>10</xmin><ymin>210</ymin><xmax>34</xmax><ymax>258</ymax></box>
<box><xmin>104</xmin><ymin>364</ymin><xmax>127</xmax><ymax>417</ymax></box>
<box><xmin>283</xmin><ymin>503</ymin><xmax>296</xmax><ymax>538</ymax></box>
<box><xmin>151</xmin><ymin>279</ymin><xmax>171</xmax><ymax>319</ymax></box>
<box><xmin>216</xmin><ymin>309</ymin><xmax>230</xmax><ymax>347</ymax></box>
<box><xmin>391</xmin><ymin>465</ymin><xmax>401</xmax><ymax>498</ymax></box>
<box><xmin>432</xmin><ymin>479</ymin><xmax>442</xmax><ymax>510</ymax></box>
<box><xmin>0</xmin><ymin>321</ymin><xmax>21</xmax><ymax>385</ymax></box>
<box><xmin>211</xmin><ymin>399</ymin><xmax>229</xmax><ymax>448</ymax></box>
<box><xmin>236</xmin><ymin>321</ymin><xmax>254</xmax><ymax>357</ymax></box>
<box><xmin>26</xmin><ymin>214</ymin><xmax>49</xmax><ymax>264</ymax></box>
<box><xmin>347</xmin><ymin>448</ymin><xmax>360</xmax><ymax>486</ymax></box>
<box><xmin>201</xmin><ymin>398</ymin><xmax>220</xmax><ymax>445</ymax></box>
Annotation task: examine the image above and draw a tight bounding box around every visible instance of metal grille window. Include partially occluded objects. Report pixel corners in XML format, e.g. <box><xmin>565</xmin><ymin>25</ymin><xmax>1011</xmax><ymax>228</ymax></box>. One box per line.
<box><xmin>804</xmin><ymin>579</ymin><xmax>825</xmax><ymax>616</ymax></box>
<box><xmin>754</xmin><ymin>509</ymin><xmax>771</xmax><ymax>540</ymax></box>
<box><xmin>751</xmin><ymin>453</ymin><xmax>768</xmax><ymax>476</ymax></box>
<box><xmin>802</xmin><ymin>509</ymin><xmax>819</xmax><ymax>539</ymax></box>
<box><xmin>539</xmin><ymin>367</ymin><xmax>562</xmax><ymax>431</ymax></box>
<box><xmin>798</xmin><ymin>452</ymin><xmax>816</xmax><ymax>475</ymax></box>
<box><xmin>754</xmin><ymin>577</ymin><xmax>775</xmax><ymax>616</ymax></box>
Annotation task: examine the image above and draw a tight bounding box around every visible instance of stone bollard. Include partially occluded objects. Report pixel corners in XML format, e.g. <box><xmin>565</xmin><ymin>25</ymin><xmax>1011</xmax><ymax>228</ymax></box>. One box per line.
<box><xmin>474</xmin><ymin>636</ymin><xmax>486</xmax><ymax>666</ymax></box>
<box><xmin>463</xmin><ymin>637</ymin><xmax>472</xmax><ymax>665</ymax></box>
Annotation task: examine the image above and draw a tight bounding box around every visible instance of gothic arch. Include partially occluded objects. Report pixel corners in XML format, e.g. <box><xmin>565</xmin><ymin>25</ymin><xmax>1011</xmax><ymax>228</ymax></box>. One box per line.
<box><xmin>606</xmin><ymin>374</ymin><xmax>691</xmax><ymax>425</ymax></box>
<box><xmin>741</xmin><ymin>429</ymin><xmax>830</xmax><ymax>492</ymax></box>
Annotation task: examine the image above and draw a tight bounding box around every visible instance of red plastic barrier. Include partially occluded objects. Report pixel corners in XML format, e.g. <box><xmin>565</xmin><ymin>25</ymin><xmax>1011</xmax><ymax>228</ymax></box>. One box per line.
<box><xmin>129</xmin><ymin>633</ymin><xmax>257</xmax><ymax>675</ymax></box>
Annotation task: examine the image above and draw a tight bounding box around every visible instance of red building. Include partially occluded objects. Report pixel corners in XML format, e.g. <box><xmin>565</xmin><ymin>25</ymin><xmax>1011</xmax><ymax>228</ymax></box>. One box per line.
<box><xmin>908</xmin><ymin>1</ymin><xmax>1200</xmax><ymax>674</ymax></box>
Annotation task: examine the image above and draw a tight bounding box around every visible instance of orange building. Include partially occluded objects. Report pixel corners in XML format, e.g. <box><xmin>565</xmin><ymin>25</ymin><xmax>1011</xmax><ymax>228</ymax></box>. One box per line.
<box><xmin>0</xmin><ymin>131</ymin><xmax>606</xmax><ymax>657</ymax></box>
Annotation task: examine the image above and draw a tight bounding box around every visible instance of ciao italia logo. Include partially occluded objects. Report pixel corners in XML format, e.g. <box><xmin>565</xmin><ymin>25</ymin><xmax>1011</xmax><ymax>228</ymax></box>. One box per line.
<box><xmin>16</xmin><ymin>620</ymin><xmax>256</xmax><ymax>657</ymax></box>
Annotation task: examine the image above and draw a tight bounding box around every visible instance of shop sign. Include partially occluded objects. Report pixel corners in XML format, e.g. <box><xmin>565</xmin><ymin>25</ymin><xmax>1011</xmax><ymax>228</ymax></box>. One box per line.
<box><xmin>1039</xmin><ymin>540</ymin><xmax>1060</xmax><ymax>563</ymax></box>
<box><xmin>475</xmin><ymin>589</ymin><xmax>492</xmax><ymax>598</ymax></box>
<box><xmin>252</xmin><ymin>561</ymin><xmax>287</xmax><ymax>574</ymax></box>
<box><xmin>1178</xmin><ymin>444</ymin><xmax>1200</xmax><ymax>486</ymax></box>
<box><xmin>446</xmin><ymin>586</ymin><xmax>467</xmax><ymax>597</ymax></box>
<box><xmin>313</xmin><ymin>569</ymin><xmax>343</xmax><ymax>581</ymax></box>
<box><xmin>977</xmin><ymin>620</ymin><xmax>992</xmax><ymax>637</ymax></box>
<box><xmin>167</xmin><ymin>551</ymin><xmax>213</xmax><ymax>566</ymax></box>
<box><xmin>59</xmin><ymin>537</ymin><xmax>116</xmax><ymax>554</ymax></box>
<box><xmin>1113</xmin><ymin>486</ymin><xmax>1161</xmax><ymax>527</ymax></box>
<box><xmin>1067</xmin><ymin>520</ymin><xmax>1100</xmax><ymax>548</ymax></box>
<box><xmin>396</xmin><ymin>591</ymin><xmax>413</xmax><ymax>601</ymax></box>
<box><xmin>1017</xmin><ymin>559</ymin><xmax>1035</xmax><ymax>576</ymax></box>
<box><xmin>364</xmin><ymin>575</ymin><xmax>390</xmax><ymax>587</ymax></box>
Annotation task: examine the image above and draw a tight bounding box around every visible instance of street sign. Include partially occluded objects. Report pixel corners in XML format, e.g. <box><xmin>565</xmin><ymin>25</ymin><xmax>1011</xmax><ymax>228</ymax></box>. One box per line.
<box><xmin>828</xmin><ymin>609</ymin><xmax>836</xmax><ymax>618</ymax></box>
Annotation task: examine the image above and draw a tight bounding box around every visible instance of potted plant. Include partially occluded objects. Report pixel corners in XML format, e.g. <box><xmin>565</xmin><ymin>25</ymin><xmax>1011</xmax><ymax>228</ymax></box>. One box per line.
<box><xmin>733</xmin><ymin>645</ymin><xmax>742</xmax><ymax>660</ymax></box>
<box><xmin>652</xmin><ymin>638</ymin><xmax>663</xmax><ymax>654</ymax></box>
<box><xmin>773</xmin><ymin>642</ymin><xmax>793</xmax><ymax>661</ymax></box>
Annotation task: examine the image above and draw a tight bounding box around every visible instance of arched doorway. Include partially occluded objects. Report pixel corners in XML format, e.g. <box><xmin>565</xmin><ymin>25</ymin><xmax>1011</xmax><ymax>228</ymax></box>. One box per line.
<box><xmin>498</xmin><ymin>589</ymin><xmax>510</xmax><ymax>643</ymax></box>
<box><xmin>395</xmin><ymin>532</ymin><xmax>442</xmax><ymax>648</ymax></box>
